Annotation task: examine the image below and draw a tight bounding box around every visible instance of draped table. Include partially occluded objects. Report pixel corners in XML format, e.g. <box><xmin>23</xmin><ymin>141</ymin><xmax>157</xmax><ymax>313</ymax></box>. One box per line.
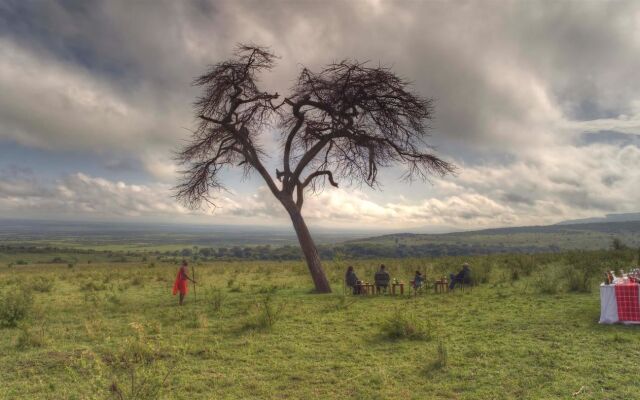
<box><xmin>599</xmin><ymin>282</ymin><xmax>640</xmax><ymax>324</ymax></box>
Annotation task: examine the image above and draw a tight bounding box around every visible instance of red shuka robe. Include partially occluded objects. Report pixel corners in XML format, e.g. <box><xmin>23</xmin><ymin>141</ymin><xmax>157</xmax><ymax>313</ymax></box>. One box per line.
<box><xmin>172</xmin><ymin>266</ymin><xmax>188</xmax><ymax>295</ymax></box>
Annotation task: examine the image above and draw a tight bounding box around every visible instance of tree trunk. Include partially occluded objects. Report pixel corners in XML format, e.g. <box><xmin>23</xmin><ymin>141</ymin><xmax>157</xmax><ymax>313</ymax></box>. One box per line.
<box><xmin>281</xmin><ymin>198</ymin><xmax>332</xmax><ymax>293</ymax></box>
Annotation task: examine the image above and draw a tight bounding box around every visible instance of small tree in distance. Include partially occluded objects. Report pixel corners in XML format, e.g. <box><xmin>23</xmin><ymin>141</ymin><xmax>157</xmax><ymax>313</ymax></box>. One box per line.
<box><xmin>175</xmin><ymin>44</ymin><xmax>456</xmax><ymax>293</ymax></box>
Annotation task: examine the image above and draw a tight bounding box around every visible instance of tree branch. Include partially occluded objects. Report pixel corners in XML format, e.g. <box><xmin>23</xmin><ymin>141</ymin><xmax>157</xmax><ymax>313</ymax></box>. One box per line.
<box><xmin>301</xmin><ymin>170</ymin><xmax>339</xmax><ymax>189</ymax></box>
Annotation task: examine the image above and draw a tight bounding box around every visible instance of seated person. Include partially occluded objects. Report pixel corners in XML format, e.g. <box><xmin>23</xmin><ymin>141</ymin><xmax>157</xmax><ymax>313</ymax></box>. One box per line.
<box><xmin>449</xmin><ymin>263</ymin><xmax>472</xmax><ymax>290</ymax></box>
<box><xmin>374</xmin><ymin>264</ymin><xmax>391</xmax><ymax>292</ymax></box>
<box><xmin>345</xmin><ymin>266</ymin><xmax>360</xmax><ymax>294</ymax></box>
<box><xmin>413</xmin><ymin>271</ymin><xmax>424</xmax><ymax>290</ymax></box>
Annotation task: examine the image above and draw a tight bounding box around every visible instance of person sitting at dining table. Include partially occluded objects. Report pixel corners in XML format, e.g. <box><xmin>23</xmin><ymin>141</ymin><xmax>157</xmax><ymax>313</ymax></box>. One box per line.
<box><xmin>449</xmin><ymin>263</ymin><xmax>472</xmax><ymax>290</ymax></box>
<box><xmin>413</xmin><ymin>271</ymin><xmax>424</xmax><ymax>291</ymax></box>
<box><xmin>345</xmin><ymin>266</ymin><xmax>360</xmax><ymax>295</ymax></box>
<box><xmin>374</xmin><ymin>264</ymin><xmax>390</xmax><ymax>293</ymax></box>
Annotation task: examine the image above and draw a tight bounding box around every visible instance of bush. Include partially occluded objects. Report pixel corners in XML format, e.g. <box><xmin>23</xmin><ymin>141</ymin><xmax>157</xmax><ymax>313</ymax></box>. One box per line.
<box><xmin>332</xmin><ymin>293</ymin><xmax>356</xmax><ymax>311</ymax></box>
<box><xmin>107</xmin><ymin>323</ymin><xmax>173</xmax><ymax>400</ymax></box>
<box><xmin>107</xmin><ymin>292</ymin><xmax>122</xmax><ymax>306</ymax></box>
<box><xmin>15</xmin><ymin>323</ymin><xmax>46</xmax><ymax>350</ymax></box>
<box><xmin>559</xmin><ymin>252</ymin><xmax>600</xmax><ymax>292</ymax></box>
<box><xmin>28</xmin><ymin>276</ymin><xmax>55</xmax><ymax>293</ymax></box>
<box><xmin>0</xmin><ymin>288</ymin><xmax>33</xmax><ymax>328</ymax></box>
<box><xmin>208</xmin><ymin>289</ymin><xmax>225</xmax><ymax>313</ymax></box>
<box><xmin>81</xmin><ymin>280</ymin><xmax>108</xmax><ymax>292</ymax></box>
<box><xmin>473</xmin><ymin>258</ymin><xmax>493</xmax><ymax>284</ymax></box>
<box><xmin>533</xmin><ymin>269</ymin><xmax>559</xmax><ymax>295</ymax></box>
<box><xmin>186</xmin><ymin>313</ymin><xmax>209</xmax><ymax>329</ymax></box>
<box><xmin>564</xmin><ymin>267</ymin><xmax>592</xmax><ymax>293</ymax></box>
<box><xmin>434</xmin><ymin>340</ymin><xmax>448</xmax><ymax>369</ymax></box>
<box><xmin>130</xmin><ymin>275</ymin><xmax>144</xmax><ymax>287</ymax></box>
<box><xmin>243</xmin><ymin>294</ymin><xmax>284</xmax><ymax>331</ymax></box>
<box><xmin>381</xmin><ymin>309</ymin><xmax>432</xmax><ymax>341</ymax></box>
<box><xmin>508</xmin><ymin>255</ymin><xmax>537</xmax><ymax>282</ymax></box>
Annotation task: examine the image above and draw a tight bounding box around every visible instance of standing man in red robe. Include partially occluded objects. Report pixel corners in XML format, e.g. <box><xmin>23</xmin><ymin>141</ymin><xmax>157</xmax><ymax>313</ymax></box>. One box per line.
<box><xmin>173</xmin><ymin>260</ymin><xmax>196</xmax><ymax>305</ymax></box>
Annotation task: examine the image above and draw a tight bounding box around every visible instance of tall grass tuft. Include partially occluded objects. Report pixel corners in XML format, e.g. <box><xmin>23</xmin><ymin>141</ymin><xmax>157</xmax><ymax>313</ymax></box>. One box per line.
<box><xmin>15</xmin><ymin>323</ymin><xmax>47</xmax><ymax>350</ymax></box>
<box><xmin>243</xmin><ymin>294</ymin><xmax>285</xmax><ymax>331</ymax></box>
<box><xmin>0</xmin><ymin>287</ymin><xmax>33</xmax><ymax>328</ymax></box>
<box><xmin>564</xmin><ymin>266</ymin><xmax>593</xmax><ymax>293</ymax></box>
<box><xmin>208</xmin><ymin>288</ymin><xmax>225</xmax><ymax>313</ymax></box>
<box><xmin>435</xmin><ymin>340</ymin><xmax>448</xmax><ymax>369</ymax></box>
<box><xmin>533</xmin><ymin>268</ymin><xmax>559</xmax><ymax>294</ymax></box>
<box><xmin>107</xmin><ymin>322</ymin><xmax>175</xmax><ymax>400</ymax></box>
<box><xmin>28</xmin><ymin>276</ymin><xmax>55</xmax><ymax>293</ymax></box>
<box><xmin>474</xmin><ymin>257</ymin><xmax>493</xmax><ymax>284</ymax></box>
<box><xmin>381</xmin><ymin>309</ymin><xmax>432</xmax><ymax>341</ymax></box>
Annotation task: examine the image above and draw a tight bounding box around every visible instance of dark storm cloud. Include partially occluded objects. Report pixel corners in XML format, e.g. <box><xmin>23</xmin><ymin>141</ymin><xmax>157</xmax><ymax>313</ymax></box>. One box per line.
<box><xmin>579</xmin><ymin>130</ymin><xmax>640</xmax><ymax>147</ymax></box>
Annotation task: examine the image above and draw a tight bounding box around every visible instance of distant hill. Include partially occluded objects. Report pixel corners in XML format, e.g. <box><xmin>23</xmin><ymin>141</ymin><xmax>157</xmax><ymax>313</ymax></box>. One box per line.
<box><xmin>556</xmin><ymin>212</ymin><xmax>640</xmax><ymax>225</ymax></box>
<box><xmin>335</xmin><ymin>220</ymin><xmax>640</xmax><ymax>258</ymax></box>
<box><xmin>1</xmin><ymin>217</ymin><xmax>639</xmax><ymax>260</ymax></box>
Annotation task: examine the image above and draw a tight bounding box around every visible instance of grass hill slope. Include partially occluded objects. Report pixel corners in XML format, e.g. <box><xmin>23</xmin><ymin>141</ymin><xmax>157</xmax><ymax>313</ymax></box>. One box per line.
<box><xmin>337</xmin><ymin>221</ymin><xmax>640</xmax><ymax>258</ymax></box>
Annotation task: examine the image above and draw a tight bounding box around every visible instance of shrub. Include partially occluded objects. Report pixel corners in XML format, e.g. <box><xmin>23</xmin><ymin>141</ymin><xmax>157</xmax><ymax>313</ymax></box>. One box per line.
<box><xmin>564</xmin><ymin>267</ymin><xmax>592</xmax><ymax>293</ymax></box>
<box><xmin>107</xmin><ymin>322</ymin><xmax>174</xmax><ymax>400</ymax></box>
<box><xmin>332</xmin><ymin>293</ymin><xmax>356</xmax><ymax>311</ymax></box>
<box><xmin>107</xmin><ymin>292</ymin><xmax>122</xmax><ymax>306</ymax></box>
<box><xmin>187</xmin><ymin>313</ymin><xmax>209</xmax><ymax>329</ymax></box>
<box><xmin>0</xmin><ymin>288</ymin><xmax>33</xmax><ymax>328</ymax></box>
<box><xmin>257</xmin><ymin>285</ymin><xmax>278</xmax><ymax>294</ymax></box>
<box><xmin>435</xmin><ymin>340</ymin><xmax>448</xmax><ymax>369</ymax></box>
<box><xmin>533</xmin><ymin>269</ymin><xmax>559</xmax><ymax>295</ymax></box>
<box><xmin>83</xmin><ymin>292</ymin><xmax>103</xmax><ymax>306</ymax></box>
<box><xmin>28</xmin><ymin>276</ymin><xmax>55</xmax><ymax>293</ymax></box>
<box><xmin>509</xmin><ymin>267</ymin><xmax>520</xmax><ymax>282</ymax></box>
<box><xmin>243</xmin><ymin>294</ymin><xmax>285</xmax><ymax>331</ymax></box>
<box><xmin>130</xmin><ymin>275</ymin><xmax>144</xmax><ymax>287</ymax></box>
<box><xmin>473</xmin><ymin>258</ymin><xmax>493</xmax><ymax>284</ymax></box>
<box><xmin>15</xmin><ymin>323</ymin><xmax>46</xmax><ymax>350</ymax></box>
<box><xmin>208</xmin><ymin>289</ymin><xmax>225</xmax><ymax>313</ymax></box>
<box><xmin>81</xmin><ymin>280</ymin><xmax>108</xmax><ymax>292</ymax></box>
<box><xmin>507</xmin><ymin>255</ymin><xmax>538</xmax><ymax>282</ymax></box>
<box><xmin>381</xmin><ymin>309</ymin><xmax>432</xmax><ymax>341</ymax></box>
<box><xmin>560</xmin><ymin>251</ymin><xmax>605</xmax><ymax>292</ymax></box>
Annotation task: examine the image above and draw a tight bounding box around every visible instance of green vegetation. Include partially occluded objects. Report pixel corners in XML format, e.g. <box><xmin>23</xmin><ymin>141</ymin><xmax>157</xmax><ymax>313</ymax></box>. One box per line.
<box><xmin>0</xmin><ymin>247</ymin><xmax>639</xmax><ymax>399</ymax></box>
<box><xmin>344</xmin><ymin>221</ymin><xmax>640</xmax><ymax>258</ymax></box>
<box><xmin>2</xmin><ymin>220</ymin><xmax>639</xmax><ymax>261</ymax></box>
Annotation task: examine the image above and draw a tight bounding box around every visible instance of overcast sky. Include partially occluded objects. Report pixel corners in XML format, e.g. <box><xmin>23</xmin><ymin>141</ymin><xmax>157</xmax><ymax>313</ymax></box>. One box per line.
<box><xmin>1</xmin><ymin>0</ymin><xmax>639</xmax><ymax>232</ymax></box>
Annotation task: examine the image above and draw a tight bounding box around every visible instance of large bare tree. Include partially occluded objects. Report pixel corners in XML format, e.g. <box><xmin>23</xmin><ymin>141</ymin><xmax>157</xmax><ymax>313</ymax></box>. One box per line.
<box><xmin>175</xmin><ymin>45</ymin><xmax>455</xmax><ymax>293</ymax></box>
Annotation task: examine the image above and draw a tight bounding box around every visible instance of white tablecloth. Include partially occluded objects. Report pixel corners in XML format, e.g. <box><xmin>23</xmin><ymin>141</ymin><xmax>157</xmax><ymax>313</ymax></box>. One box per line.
<box><xmin>599</xmin><ymin>284</ymin><xmax>619</xmax><ymax>324</ymax></box>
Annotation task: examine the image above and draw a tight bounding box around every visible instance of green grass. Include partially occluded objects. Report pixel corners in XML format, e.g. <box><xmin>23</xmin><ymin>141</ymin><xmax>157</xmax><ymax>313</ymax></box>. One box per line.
<box><xmin>0</xmin><ymin>252</ymin><xmax>639</xmax><ymax>399</ymax></box>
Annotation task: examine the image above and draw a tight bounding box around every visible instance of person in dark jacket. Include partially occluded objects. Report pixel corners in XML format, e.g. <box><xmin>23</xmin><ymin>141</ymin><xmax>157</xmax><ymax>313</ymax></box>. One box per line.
<box><xmin>345</xmin><ymin>266</ymin><xmax>360</xmax><ymax>294</ymax></box>
<box><xmin>413</xmin><ymin>271</ymin><xmax>424</xmax><ymax>289</ymax></box>
<box><xmin>449</xmin><ymin>263</ymin><xmax>471</xmax><ymax>290</ymax></box>
<box><xmin>374</xmin><ymin>264</ymin><xmax>391</xmax><ymax>293</ymax></box>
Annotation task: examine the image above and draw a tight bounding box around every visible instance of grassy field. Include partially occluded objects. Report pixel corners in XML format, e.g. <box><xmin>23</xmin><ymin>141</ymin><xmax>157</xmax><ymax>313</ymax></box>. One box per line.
<box><xmin>1</xmin><ymin>250</ymin><xmax>639</xmax><ymax>399</ymax></box>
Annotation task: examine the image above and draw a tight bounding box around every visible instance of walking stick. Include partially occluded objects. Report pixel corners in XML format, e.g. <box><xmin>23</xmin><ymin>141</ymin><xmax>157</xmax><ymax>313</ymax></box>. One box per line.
<box><xmin>191</xmin><ymin>264</ymin><xmax>197</xmax><ymax>305</ymax></box>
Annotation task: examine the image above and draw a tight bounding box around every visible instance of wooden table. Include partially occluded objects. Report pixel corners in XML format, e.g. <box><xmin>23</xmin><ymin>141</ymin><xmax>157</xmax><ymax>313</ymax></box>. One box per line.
<box><xmin>434</xmin><ymin>279</ymin><xmax>448</xmax><ymax>293</ymax></box>
<box><xmin>359</xmin><ymin>283</ymin><xmax>375</xmax><ymax>295</ymax></box>
<box><xmin>391</xmin><ymin>283</ymin><xmax>404</xmax><ymax>295</ymax></box>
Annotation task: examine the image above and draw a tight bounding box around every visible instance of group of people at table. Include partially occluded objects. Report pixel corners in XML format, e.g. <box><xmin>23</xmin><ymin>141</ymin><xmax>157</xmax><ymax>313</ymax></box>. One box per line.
<box><xmin>344</xmin><ymin>263</ymin><xmax>472</xmax><ymax>295</ymax></box>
